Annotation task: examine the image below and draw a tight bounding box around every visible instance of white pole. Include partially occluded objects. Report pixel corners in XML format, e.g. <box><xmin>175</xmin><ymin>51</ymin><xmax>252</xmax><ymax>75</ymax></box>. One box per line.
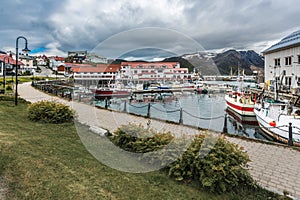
<box><xmin>274</xmin><ymin>66</ymin><xmax>278</xmax><ymax>101</ymax></box>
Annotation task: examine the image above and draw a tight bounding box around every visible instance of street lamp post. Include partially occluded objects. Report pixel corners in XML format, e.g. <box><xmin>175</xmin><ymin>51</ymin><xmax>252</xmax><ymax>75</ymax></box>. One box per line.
<box><xmin>15</xmin><ymin>36</ymin><xmax>30</xmax><ymax>106</ymax></box>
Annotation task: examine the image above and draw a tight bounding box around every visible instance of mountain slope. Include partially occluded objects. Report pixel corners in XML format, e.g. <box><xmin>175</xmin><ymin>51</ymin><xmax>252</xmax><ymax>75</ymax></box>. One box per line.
<box><xmin>163</xmin><ymin>50</ymin><xmax>264</xmax><ymax>75</ymax></box>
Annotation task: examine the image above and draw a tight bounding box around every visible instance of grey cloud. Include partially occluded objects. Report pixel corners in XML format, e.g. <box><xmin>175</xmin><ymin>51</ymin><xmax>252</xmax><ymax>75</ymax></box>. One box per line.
<box><xmin>0</xmin><ymin>0</ymin><xmax>300</xmax><ymax>57</ymax></box>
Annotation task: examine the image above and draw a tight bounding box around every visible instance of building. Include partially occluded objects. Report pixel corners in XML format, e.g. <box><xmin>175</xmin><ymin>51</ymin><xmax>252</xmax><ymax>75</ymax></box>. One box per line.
<box><xmin>119</xmin><ymin>61</ymin><xmax>191</xmax><ymax>82</ymax></box>
<box><xmin>35</xmin><ymin>55</ymin><xmax>49</xmax><ymax>66</ymax></box>
<box><xmin>71</xmin><ymin>63</ymin><xmax>121</xmax><ymax>87</ymax></box>
<box><xmin>18</xmin><ymin>54</ymin><xmax>36</xmax><ymax>74</ymax></box>
<box><xmin>67</xmin><ymin>51</ymin><xmax>87</xmax><ymax>63</ymax></box>
<box><xmin>49</xmin><ymin>56</ymin><xmax>65</xmax><ymax>71</ymax></box>
<box><xmin>262</xmin><ymin>30</ymin><xmax>300</xmax><ymax>90</ymax></box>
<box><xmin>0</xmin><ymin>54</ymin><xmax>24</xmax><ymax>75</ymax></box>
<box><xmin>57</xmin><ymin>63</ymin><xmax>121</xmax><ymax>86</ymax></box>
<box><xmin>63</xmin><ymin>61</ymin><xmax>191</xmax><ymax>88</ymax></box>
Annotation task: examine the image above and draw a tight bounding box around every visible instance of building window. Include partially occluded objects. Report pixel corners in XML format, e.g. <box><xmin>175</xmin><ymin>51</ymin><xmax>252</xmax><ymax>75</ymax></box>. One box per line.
<box><xmin>275</xmin><ymin>58</ymin><xmax>280</xmax><ymax>66</ymax></box>
<box><xmin>285</xmin><ymin>77</ymin><xmax>292</xmax><ymax>87</ymax></box>
<box><xmin>285</xmin><ymin>56</ymin><xmax>292</xmax><ymax>66</ymax></box>
<box><xmin>298</xmin><ymin>55</ymin><xmax>300</xmax><ymax>64</ymax></box>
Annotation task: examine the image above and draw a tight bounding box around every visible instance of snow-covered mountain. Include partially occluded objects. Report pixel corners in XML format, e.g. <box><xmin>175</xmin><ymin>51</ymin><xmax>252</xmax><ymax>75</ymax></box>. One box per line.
<box><xmin>164</xmin><ymin>50</ymin><xmax>264</xmax><ymax>75</ymax></box>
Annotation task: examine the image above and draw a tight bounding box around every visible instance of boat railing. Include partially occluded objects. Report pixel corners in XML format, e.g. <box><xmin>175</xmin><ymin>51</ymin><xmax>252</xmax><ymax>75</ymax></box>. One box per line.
<box><xmin>267</xmin><ymin>123</ymin><xmax>300</xmax><ymax>145</ymax></box>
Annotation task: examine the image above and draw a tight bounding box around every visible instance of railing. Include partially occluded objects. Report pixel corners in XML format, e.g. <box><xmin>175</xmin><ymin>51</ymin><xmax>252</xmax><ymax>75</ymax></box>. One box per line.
<box><xmin>33</xmin><ymin>80</ymin><xmax>74</xmax><ymax>100</ymax></box>
<box><xmin>95</xmin><ymin>99</ymin><xmax>227</xmax><ymax>133</ymax></box>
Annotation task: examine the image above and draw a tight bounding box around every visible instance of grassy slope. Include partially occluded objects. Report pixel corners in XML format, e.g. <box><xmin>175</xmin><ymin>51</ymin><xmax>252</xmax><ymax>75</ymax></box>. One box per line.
<box><xmin>0</xmin><ymin>98</ymin><xmax>288</xmax><ymax>200</ymax></box>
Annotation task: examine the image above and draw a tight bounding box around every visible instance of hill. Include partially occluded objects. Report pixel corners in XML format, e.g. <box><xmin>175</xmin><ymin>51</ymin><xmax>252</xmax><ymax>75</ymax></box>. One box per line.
<box><xmin>212</xmin><ymin>50</ymin><xmax>264</xmax><ymax>75</ymax></box>
<box><xmin>163</xmin><ymin>50</ymin><xmax>264</xmax><ymax>75</ymax></box>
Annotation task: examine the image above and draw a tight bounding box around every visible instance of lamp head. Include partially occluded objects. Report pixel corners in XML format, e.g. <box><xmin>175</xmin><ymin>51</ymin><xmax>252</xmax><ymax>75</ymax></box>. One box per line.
<box><xmin>22</xmin><ymin>42</ymin><xmax>30</xmax><ymax>53</ymax></box>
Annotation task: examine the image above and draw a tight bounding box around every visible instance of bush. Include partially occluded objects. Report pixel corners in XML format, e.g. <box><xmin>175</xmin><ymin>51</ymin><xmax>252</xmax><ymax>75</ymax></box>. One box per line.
<box><xmin>23</xmin><ymin>70</ymin><xmax>32</xmax><ymax>76</ymax></box>
<box><xmin>111</xmin><ymin>125</ymin><xmax>254</xmax><ymax>193</ymax></box>
<box><xmin>110</xmin><ymin>124</ymin><xmax>174</xmax><ymax>153</ymax></box>
<box><xmin>27</xmin><ymin>101</ymin><xmax>74</xmax><ymax>123</ymax></box>
<box><xmin>168</xmin><ymin>135</ymin><xmax>254</xmax><ymax>193</ymax></box>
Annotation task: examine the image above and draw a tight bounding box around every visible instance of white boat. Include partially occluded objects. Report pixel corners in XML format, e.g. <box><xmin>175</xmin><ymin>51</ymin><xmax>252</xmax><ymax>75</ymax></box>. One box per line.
<box><xmin>225</xmin><ymin>88</ymin><xmax>256</xmax><ymax>116</ymax></box>
<box><xmin>254</xmin><ymin>97</ymin><xmax>300</xmax><ymax>146</ymax></box>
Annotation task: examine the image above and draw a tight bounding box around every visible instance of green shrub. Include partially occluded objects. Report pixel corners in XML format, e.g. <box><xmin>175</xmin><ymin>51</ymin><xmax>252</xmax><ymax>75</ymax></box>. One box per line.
<box><xmin>23</xmin><ymin>70</ymin><xmax>32</xmax><ymax>76</ymax></box>
<box><xmin>168</xmin><ymin>135</ymin><xmax>254</xmax><ymax>193</ymax></box>
<box><xmin>27</xmin><ymin>101</ymin><xmax>74</xmax><ymax>123</ymax></box>
<box><xmin>110</xmin><ymin>124</ymin><xmax>174</xmax><ymax>153</ymax></box>
<box><xmin>110</xmin><ymin>125</ymin><xmax>254</xmax><ymax>193</ymax></box>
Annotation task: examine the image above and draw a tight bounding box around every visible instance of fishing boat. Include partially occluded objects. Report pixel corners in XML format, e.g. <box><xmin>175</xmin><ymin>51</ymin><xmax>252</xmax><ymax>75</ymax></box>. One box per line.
<box><xmin>224</xmin><ymin>66</ymin><xmax>256</xmax><ymax>116</ymax></box>
<box><xmin>225</xmin><ymin>87</ymin><xmax>256</xmax><ymax>116</ymax></box>
<box><xmin>254</xmin><ymin>65</ymin><xmax>300</xmax><ymax>146</ymax></box>
<box><xmin>93</xmin><ymin>81</ymin><xmax>132</xmax><ymax>99</ymax></box>
<box><xmin>254</xmin><ymin>96</ymin><xmax>300</xmax><ymax>146</ymax></box>
<box><xmin>93</xmin><ymin>88</ymin><xmax>131</xmax><ymax>99</ymax></box>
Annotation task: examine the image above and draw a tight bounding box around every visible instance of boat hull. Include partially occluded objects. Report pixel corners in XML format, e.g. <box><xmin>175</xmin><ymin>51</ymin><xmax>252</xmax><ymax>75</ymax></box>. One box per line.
<box><xmin>254</xmin><ymin>103</ymin><xmax>300</xmax><ymax>146</ymax></box>
<box><xmin>94</xmin><ymin>89</ymin><xmax>131</xmax><ymax>99</ymax></box>
<box><xmin>226</xmin><ymin>108</ymin><xmax>258</xmax><ymax>126</ymax></box>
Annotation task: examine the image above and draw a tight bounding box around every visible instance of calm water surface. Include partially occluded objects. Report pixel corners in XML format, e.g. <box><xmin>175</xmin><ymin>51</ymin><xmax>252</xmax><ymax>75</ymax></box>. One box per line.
<box><xmin>95</xmin><ymin>92</ymin><xmax>269</xmax><ymax>141</ymax></box>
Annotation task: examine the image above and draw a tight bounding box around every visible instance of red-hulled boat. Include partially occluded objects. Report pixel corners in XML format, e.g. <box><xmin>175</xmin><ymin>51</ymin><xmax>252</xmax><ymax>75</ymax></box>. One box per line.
<box><xmin>225</xmin><ymin>89</ymin><xmax>256</xmax><ymax>116</ymax></box>
<box><xmin>93</xmin><ymin>88</ymin><xmax>131</xmax><ymax>99</ymax></box>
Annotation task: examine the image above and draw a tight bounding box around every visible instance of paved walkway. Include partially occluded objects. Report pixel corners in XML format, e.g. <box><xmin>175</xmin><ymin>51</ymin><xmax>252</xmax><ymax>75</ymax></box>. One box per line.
<box><xmin>18</xmin><ymin>82</ymin><xmax>300</xmax><ymax>199</ymax></box>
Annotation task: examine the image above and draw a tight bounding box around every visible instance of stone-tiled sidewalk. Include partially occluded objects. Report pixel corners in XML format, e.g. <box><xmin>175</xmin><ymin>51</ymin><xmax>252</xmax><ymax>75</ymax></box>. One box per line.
<box><xmin>18</xmin><ymin>82</ymin><xmax>300</xmax><ymax>199</ymax></box>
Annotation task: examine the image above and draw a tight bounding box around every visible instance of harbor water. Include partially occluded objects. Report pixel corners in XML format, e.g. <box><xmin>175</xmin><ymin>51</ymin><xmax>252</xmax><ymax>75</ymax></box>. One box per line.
<box><xmin>95</xmin><ymin>92</ymin><xmax>269</xmax><ymax>141</ymax></box>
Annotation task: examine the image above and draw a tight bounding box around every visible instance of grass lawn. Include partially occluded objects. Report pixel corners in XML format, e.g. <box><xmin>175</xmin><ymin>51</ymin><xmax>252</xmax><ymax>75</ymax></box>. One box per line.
<box><xmin>0</xmin><ymin>76</ymin><xmax>57</xmax><ymax>95</ymax></box>
<box><xmin>0</xmin><ymin>97</ymin><xmax>290</xmax><ymax>200</ymax></box>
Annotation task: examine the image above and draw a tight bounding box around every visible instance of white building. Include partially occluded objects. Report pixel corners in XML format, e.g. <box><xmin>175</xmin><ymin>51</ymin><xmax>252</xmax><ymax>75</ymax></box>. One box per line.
<box><xmin>18</xmin><ymin>54</ymin><xmax>36</xmax><ymax>74</ymax></box>
<box><xmin>35</xmin><ymin>55</ymin><xmax>48</xmax><ymax>66</ymax></box>
<box><xmin>263</xmin><ymin>30</ymin><xmax>300</xmax><ymax>90</ymax></box>
<box><xmin>120</xmin><ymin>61</ymin><xmax>191</xmax><ymax>82</ymax></box>
<box><xmin>49</xmin><ymin>56</ymin><xmax>65</xmax><ymax>70</ymax></box>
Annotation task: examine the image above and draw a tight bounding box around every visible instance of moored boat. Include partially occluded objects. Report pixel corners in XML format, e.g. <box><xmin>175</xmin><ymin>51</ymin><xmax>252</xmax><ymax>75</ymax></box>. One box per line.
<box><xmin>225</xmin><ymin>88</ymin><xmax>256</xmax><ymax>116</ymax></box>
<box><xmin>93</xmin><ymin>88</ymin><xmax>132</xmax><ymax>99</ymax></box>
<box><xmin>254</xmin><ymin>97</ymin><xmax>300</xmax><ymax>146</ymax></box>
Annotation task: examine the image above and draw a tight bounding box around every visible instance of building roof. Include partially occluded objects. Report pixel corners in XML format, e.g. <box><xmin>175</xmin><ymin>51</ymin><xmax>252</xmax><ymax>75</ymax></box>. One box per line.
<box><xmin>52</xmin><ymin>56</ymin><xmax>65</xmax><ymax>61</ymax></box>
<box><xmin>262</xmin><ymin>30</ymin><xmax>300</xmax><ymax>54</ymax></box>
<box><xmin>121</xmin><ymin>61</ymin><xmax>179</xmax><ymax>69</ymax></box>
<box><xmin>0</xmin><ymin>54</ymin><xmax>24</xmax><ymax>65</ymax></box>
<box><xmin>96</xmin><ymin>64</ymin><xmax>121</xmax><ymax>73</ymax></box>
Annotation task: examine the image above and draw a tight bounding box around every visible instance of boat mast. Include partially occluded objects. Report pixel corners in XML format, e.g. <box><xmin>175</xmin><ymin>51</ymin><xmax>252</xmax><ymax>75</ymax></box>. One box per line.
<box><xmin>237</xmin><ymin>62</ymin><xmax>243</xmax><ymax>92</ymax></box>
<box><xmin>274</xmin><ymin>65</ymin><xmax>278</xmax><ymax>101</ymax></box>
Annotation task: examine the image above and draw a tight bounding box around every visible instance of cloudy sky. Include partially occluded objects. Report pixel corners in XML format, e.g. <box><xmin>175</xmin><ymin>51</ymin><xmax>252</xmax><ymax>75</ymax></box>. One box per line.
<box><xmin>0</xmin><ymin>0</ymin><xmax>299</xmax><ymax>60</ymax></box>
